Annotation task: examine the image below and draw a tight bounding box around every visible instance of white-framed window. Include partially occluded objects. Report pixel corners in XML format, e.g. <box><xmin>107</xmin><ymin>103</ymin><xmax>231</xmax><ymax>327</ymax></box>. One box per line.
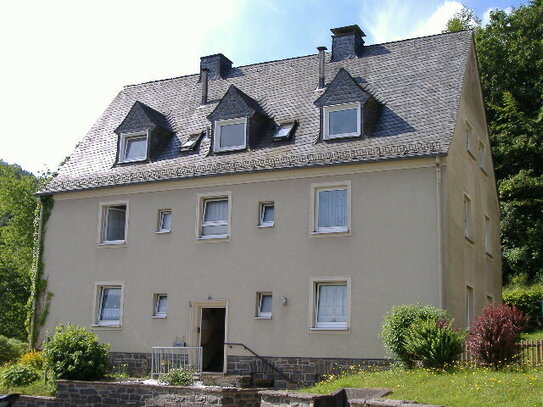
<box><xmin>99</xmin><ymin>202</ymin><xmax>128</xmax><ymax>245</ymax></box>
<box><xmin>153</xmin><ymin>294</ymin><xmax>168</xmax><ymax>318</ymax></box>
<box><xmin>463</xmin><ymin>194</ymin><xmax>472</xmax><ymax>242</ymax></box>
<box><xmin>323</xmin><ymin>103</ymin><xmax>361</xmax><ymax>140</ymax></box>
<box><xmin>466</xmin><ymin>285</ymin><xmax>474</xmax><ymax>328</ymax></box>
<box><xmin>213</xmin><ymin>117</ymin><xmax>247</xmax><ymax>152</ymax></box>
<box><xmin>465</xmin><ymin>121</ymin><xmax>475</xmax><ymax>157</ymax></box>
<box><xmin>309</xmin><ymin>277</ymin><xmax>351</xmax><ymax>331</ymax></box>
<box><xmin>259</xmin><ymin>202</ymin><xmax>275</xmax><ymax>228</ymax></box>
<box><xmin>479</xmin><ymin>140</ymin><xmax>487</xmax><ymax>174</ymax></box>
<box><xmin>484</xmin><ymin>215</ymin><xmax>492</xmax><ymax>256</ymax></box>
<box><xmin>93</xmin><ymin>283</ymin><xmax>123</xmax><ymax>327</ymax></box>
<box><xmin>119</xmin><ymin>131</ymin><xmax>149</xmax><ymax>163</ymax></box>
<box><xmin>311</xmin><ymin>181</ymin><xmax>351</xmax><ymax>235</ymax></box>
<box><xmin>256</xmin><ymin>292</ymin><xmax>272</xmax><ymax>319</ymax></box>
<box><xmin>197</xmin><ymin>193</ymin><xmax>231</xmax><ymax>239</ymax></box>
<box><xmin>157</xmin><ymin>209</ymin><xmax>172</xmax><ymax>233</ymax></box>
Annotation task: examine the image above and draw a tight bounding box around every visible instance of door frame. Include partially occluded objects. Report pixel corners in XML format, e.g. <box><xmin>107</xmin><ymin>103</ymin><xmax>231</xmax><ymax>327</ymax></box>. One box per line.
<box><xmin>189</xmin><ymin>300</ymin><xmax>228</xmax><ymax>373</ymax></box>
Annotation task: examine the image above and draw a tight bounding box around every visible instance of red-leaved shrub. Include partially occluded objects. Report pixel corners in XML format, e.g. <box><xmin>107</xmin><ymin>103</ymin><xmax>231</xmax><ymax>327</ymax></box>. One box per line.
<box><xmin>466</xmin><ymin>304</ymin><xmax>528</xmax><ymax>367</ymax></box>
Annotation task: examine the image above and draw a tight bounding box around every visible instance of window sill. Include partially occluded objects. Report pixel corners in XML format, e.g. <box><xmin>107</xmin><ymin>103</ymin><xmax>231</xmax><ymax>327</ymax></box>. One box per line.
<box><xmin>254</xmin><ymin>316</ymin><xmax>272</xmax><ymax>320</ymax></box>
<box><xmin>485</xmin><ymin>251</ymin><xmax>493</xmax><ymax>259</ymax></box>
<box><xmin>323</xmin><ymin>132</ymin><xmax>361</xmax><ymax>140</ymax></box>
<box><xmin>196</xmin><ymin>235</ymin><xmax>230</xmax><ymax>243</ymax></box>
<box><xmin>152</xmin><ymin>315</ymin><xmax>167</xmax><ymax>319</ymax></box>
<box><xmin>97</xmin><ymin>242</ymin><xmax>127</xmax><ymax>249</ymax></box>
<box><xmin>464</xmin><ymin>236</ymin><xmax>474</xmax><ymax>245</ymax></box>
<box><xmin>311</xmin><ymin>229</ymin><xmax>350</xmax><ymax>238</ymax></box>
<box><xmin>309</xmin><ymin>327</ymin><xmax>350</xmax><ymax>333</ymax></box>
<box><xmin>258</xmin><ymin>224</ymin><xmax>274</xmax><ymax>229</ymax></box>
<box><xmin>480</xmin><ymin>167</ymin><xmax>488</xmax><ymax>176</ymax></box>
<box><xmin>91</xmin><ymin>324</ymin><xmax>122</xmax><ymax>330</ymax></box>
<box><xmin>156</xmin><ymin>230</ymin><xmax>171</xmax><ymax>235</ymax></box>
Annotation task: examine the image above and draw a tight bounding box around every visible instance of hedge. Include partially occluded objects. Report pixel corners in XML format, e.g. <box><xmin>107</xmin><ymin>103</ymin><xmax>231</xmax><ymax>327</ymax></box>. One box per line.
<box><xmin>502</xmin><ymin>285</ymin><xmax>543</xmax><ymax>330</ymax></box>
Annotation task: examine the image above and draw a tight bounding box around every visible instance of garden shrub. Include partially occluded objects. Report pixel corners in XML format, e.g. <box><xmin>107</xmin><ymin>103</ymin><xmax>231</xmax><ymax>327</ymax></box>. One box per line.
<box><xmin>0</xmin><ymin>335</ymin><xmax>28</xmax><ymax>366</ymax></box>
<box><xmin>159</xmin><ymin>367</ymin><xmax>195</xmax><ymax>386</ymax></box>
<box><xmin>43</xmin><ymin>324</ymin><xmax>110</xmax><ymax>380</ymax></box>
<box><xmin>1</xmin><ymin>364</ymin><xmax>40</xmax><ymax>387</ymax></box>
<box><xmin>502</xmin><ymin>284</ymin><xmax>543</xmax><ymax>330</ymax></box>
<box><xmin>381</xmin><ymin>304</ymin><xmax>450</xmax><ymax>367</ymax></box>
<box><xmin>467</xmin><ymin>304</ymin><xmax>528</xmax><ymax>367</ymax></box>
<box><xmin>19</xmin><ymin>350</ymin><xmax>45</xmax><ymax>370</ymax></box>
<box><xmin>404</xmin><ymin>319</ymin><xmax>464</xmax><ymax>368</ymax></box>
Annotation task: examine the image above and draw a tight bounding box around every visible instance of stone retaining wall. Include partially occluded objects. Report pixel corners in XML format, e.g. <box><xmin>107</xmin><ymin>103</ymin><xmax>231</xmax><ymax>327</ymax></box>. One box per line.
<box><xmin>14</xmin><ymin>380</ymin><xmax>261</xmax><ymax>407</ymax></box>
<box><xmin>227</xmin><ymin>356</ymin><xmax>390</xmax><ymax>388</ymax></box>
<box><xmin>109</xmin><ymin>352</ymin><xmax>151</xmax><ymax>377</ymax></box>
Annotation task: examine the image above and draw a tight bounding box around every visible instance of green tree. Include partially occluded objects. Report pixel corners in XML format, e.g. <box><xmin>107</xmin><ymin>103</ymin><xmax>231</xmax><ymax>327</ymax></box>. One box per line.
<box><xmin>446</xmin><ymin>1</ymin><xmax>543</xmax><ymax>283</ymax></box>
<box><xmin>0</xmin><ymin>161</ymin><xmax>39</xmax><ymax>340</ymax></box>
<box><xmin>444</xmin><ymin>5</ymin><xmax>481</xmax><ymax>32</ymax></box>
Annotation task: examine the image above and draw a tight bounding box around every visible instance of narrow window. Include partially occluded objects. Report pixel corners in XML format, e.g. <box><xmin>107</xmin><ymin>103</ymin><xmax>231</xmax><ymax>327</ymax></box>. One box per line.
<box><xmin>466</xmin><ymin>286</ymin><xmax>474</xmax><ymax>328</ymax></box>
<box><xmin>157</xmin><ymin>210</ymin><xmax>172</xmax><ymax>233</ymax></box>
<box><xmin>323</xmin><ymin>103</ymin><xmax>360</xmax><ymax>140</ymax></box>
<box><xmin>463</xmin><ymin>195</ymin><xmax>472</xmax><ymax>241</ymax></box>
<box><xmin>119</xmin><ymin>133</ymin><xmax>148</xmax><ymax>163</ymax></box>
<box><xmin>214</xmin><ymin>118</ymin><xmax>247</xmax><ymax>152</ymax></box>
<box><xmin>317</xmin><ymin>188</ymin><xmax>347</xmax><ymax>233</ymax></box>
<box><xmin>465</xmin><ymin>121</ymin><xmax>475</xmax><ymax>157</ymax></box>
<box><xmin>315</xmin><ymin>282</ymin><xmax>348</xmax><ymax>329</ymax></box>
<box><xmin>259</xmin><ymin>203</ymin><xmax>275</xmax><ymax>227</ymax></box>
<box><xmin>201</xmin><ymin>198</ymin><xmax>229</xmax><ymax>237</ymax></box>
<box><xmin>256</xmin><ymin>293</ymin><xmax>272</xmax><ymax>318</ymax></box>
<box><xmin>154</xmin><ymin>294</ymin><xmax>168</xmax><ymax>318</ymax></box>
<box><xmin>97</xmin><ymin>286</ymin><xmax>122</xmax><ymax>326</ymax></box>
<box><xmin>484</xmin><ymin>215</ymin><xmax>492</xmax><ymax>255</ymax></box>
<box><xmin>101</xmin><ymin>204</ymin><xmax>127</xmax><ymax>244</ymax></box>
<box><xmin>479</xmin><ymin>140</ymin><xmax>487</xmax><ymax>173</ymax></box>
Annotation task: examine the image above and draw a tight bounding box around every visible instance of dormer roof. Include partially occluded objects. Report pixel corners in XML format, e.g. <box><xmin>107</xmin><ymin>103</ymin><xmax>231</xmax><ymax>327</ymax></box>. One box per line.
<box><xmin>207</xmin><ymin>85</ymin><xmax>265</xmax><ymax>122</ymax></box>
<box><xmin>114</xmin><ymin>101</ymin><xmax>171</xmax><ymax>135</ymax></box>
<box><xmin>314</xmin><ymin>68</ymin><xmax>374</xmax><ymax>107</ymax></box>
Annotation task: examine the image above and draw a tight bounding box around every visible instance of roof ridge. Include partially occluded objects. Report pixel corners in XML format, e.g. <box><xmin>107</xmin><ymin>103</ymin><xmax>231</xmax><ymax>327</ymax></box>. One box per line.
<box><xmin>123</xmin><ymin>30</ymin><xmax>472</xmax><ymax>90</ymax></box>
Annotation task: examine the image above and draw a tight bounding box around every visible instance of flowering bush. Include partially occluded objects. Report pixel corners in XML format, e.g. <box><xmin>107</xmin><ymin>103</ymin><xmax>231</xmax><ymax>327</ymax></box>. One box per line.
<box><xmin>19</xmin><ymin>350</ymin><xmax>45</xmax><ymax>370</ymax></box>
<box><xmin>467</xmin><ymin>304</ymin><xmax>528</xmax><ymax>367</ymax></box>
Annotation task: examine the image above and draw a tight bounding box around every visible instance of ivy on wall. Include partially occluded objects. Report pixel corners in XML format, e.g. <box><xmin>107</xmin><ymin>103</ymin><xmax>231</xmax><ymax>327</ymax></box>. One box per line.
<box><xmin>27</xmin><ymin>195</ymin><xmax>54</xmax><ymax>348</ymax></box>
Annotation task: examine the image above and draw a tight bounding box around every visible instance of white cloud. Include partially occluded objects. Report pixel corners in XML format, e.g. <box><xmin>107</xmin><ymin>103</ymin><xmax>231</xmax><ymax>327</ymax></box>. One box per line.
<box><xmin>0</xmin><ymin>0</ymin><xmax>245</xmax><ymax>174</ymax></box>
<box><xmin>360</xmin><ymin>0</ymin><xmax>463</xmax><ymax>44</ymax></box>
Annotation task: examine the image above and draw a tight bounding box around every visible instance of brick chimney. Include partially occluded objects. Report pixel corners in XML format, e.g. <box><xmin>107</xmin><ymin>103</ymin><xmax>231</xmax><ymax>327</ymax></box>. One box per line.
<box><xmin>330</xmin><ymin>25</ymin><xmax>365</xmax><ymax>62</ymax></box>
<box><xmin>199</xmin><ymin>54</ymin><xmax>233</xmax><ymax>81</ymax></box>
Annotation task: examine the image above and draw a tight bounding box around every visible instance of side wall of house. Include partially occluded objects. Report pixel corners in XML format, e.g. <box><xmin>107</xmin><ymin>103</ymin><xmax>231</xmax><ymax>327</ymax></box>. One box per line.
<box><xmin>40</xmin><ymin>159</ymin><xmax>440</xmax><ymax>362</ymax></box>
<box><xmin>444</xmin><ymin>42</ymin><xmax>502</xmax><ymax>328</ymax></box>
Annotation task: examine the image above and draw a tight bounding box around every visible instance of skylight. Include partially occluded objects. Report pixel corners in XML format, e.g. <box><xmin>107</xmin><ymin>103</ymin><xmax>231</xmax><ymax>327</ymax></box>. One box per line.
<box><xmin>273</xmin><ymin>122</ymin><xmax>296</xmax><ymax>141</ymax></box>
<box><xmin>181</xmin><ymin>132</ymin><xmax>204</xmax><ymax>151</ymax></box>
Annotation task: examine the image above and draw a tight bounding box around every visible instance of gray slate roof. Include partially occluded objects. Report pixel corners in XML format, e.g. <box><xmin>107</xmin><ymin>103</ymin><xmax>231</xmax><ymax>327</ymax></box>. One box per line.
<box><xmin>40</xmin><ymin>30</ymin><xmax>473</xmax><ymax>195</ymax></box>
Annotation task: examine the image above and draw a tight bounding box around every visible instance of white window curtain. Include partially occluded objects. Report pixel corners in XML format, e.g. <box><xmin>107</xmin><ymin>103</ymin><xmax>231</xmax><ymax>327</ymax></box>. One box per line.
<box><xmin>156</xmin><ymin>295</ymin><xmax>168</xmax><ymax>314</ymax></box>
<box><xmin>105</xmin><ymin>206</ymin><xmax>126</xmax><ymax>241</ymax></box>
<box><xmin>316</xmin><ymin>284</ymin><xmax>347</xmax><ymax>326</ymax></box>
<box><xmin>99</xmin><ymin>288</ymin><xmax>121</xmax><ymax>322</ymax></box>
<box><xmin>318</xmin><ymin>189</ymin><xmax>347</xmax><ymax>230</ymax></box>
<box><xmin>202</xmin><ymin>199</ymin><xmax>228</xmax><ymax>236</ymax></box>
<box><xmin>124</xmin><ymin>136</ymin><xmax>147</xmax><ymax>161</ymax></box>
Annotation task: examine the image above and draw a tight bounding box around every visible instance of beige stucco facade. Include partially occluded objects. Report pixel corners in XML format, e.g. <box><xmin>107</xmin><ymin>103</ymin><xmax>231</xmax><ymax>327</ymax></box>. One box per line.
<box><xmin>40</xmin><ymin>39</ymin><xmax>501</xmax><ymax>367</ymax></box>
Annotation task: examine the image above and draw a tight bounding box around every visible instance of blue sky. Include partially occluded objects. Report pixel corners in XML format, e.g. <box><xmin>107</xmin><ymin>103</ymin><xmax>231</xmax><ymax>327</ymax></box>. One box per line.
<box><xmin>0</xmin><ymin>0</ymin><xmax>526</xmax><ymax>174</ymax></box>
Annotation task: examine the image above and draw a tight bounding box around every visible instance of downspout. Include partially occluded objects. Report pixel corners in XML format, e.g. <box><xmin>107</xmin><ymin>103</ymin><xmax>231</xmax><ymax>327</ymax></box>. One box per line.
<box><xmin>28</xmin><ymin>197</ymin><xmax>44</xmax><ymax>348</ymax></box>
<box><xmin>435</xmin><ymin>156</ymin><xmax>444</xmax><ymax>309</ymax></box>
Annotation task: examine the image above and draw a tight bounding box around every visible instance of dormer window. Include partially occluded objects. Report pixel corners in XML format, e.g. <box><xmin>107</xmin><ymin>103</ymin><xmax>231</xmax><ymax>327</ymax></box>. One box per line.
<box><xmin>214</xmin><ymin>118</ymin><xmax>247</xmax><ymax>152</ymax></box>
<box><xmin>119</xmin><ymin>132</ymin><xmax>149</xmax><ymax>163</ymax></box>
<box><xmin>323</xmin><ymin>103</ymin><xmax>361</xmax><ymax>140</ymax></box>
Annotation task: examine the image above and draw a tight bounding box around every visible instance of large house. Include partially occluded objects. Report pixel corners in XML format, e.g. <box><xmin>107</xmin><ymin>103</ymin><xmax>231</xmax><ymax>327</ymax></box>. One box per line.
<box><xmin>36</xmin><ymin>25</ymin><xmax>501</xmax><ymax>385</ymax></box>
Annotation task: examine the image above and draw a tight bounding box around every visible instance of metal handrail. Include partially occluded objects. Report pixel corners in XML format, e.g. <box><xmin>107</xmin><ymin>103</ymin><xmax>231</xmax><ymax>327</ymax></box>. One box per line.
<box><xmin>225</xmin><ymin>342</ymin><xmax>293</xmax><ymax>383</ymax></box>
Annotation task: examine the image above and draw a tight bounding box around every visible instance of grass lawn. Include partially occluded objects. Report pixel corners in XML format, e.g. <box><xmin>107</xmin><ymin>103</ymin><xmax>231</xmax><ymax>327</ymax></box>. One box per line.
<box><xmin>0</xmin><ymin>367</ymin><xmax>55</xmax><ymax>397</ymax></box>
<box><xmin>303</xmin><ymin>366</ymin><xmax>543</xmax><ymax>407</ymax></box>
<box><xmin>521</xmin><ymin>330</ymin><xmax>543</xmax><ymax>341</ymax></box>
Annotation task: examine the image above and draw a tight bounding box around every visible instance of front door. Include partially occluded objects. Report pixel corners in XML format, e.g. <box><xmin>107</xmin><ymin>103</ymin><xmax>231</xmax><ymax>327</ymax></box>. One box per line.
<box><xmin>199</xmin><ymin>307</ymin><xmax>226</xmax><ymax>372</ymax></box>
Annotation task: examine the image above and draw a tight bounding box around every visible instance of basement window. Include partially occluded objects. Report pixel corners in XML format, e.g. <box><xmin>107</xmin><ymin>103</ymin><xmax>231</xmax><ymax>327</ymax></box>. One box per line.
<box><xmin>323</xmin><ymin>103</ymin><xmax>361</xmax><ymax>140</ymax></box>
